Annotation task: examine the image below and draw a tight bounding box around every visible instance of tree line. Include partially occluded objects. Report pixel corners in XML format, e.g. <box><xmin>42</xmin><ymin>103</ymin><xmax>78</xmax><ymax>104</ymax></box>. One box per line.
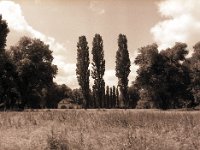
<box><xmin>76</xmin><ymin>34</ymin><xmax>130</xmax><ymax>108</ymax></box>
<box><xmin>133</xmin><ymin>42</ymin><xmax>200</xmax><ymax>109</ymax></box>
<box><xmin>0</xmin><ymin>15</ymin><xmax>200</xmax><ymax>110</ymax></box>
<box><xmin>0</xmin><ymin>15</ymin><xmax>131</xmax><ymax>110</ymax></box>
<box><xmin>76</xmin><ymin>36</ymin><xmax>200</xmax><ymax>109</ymax></box>
<box><xmin>0</xmin><ymin>15</ymin><xmax>77</xmax><ymax>110</ymax></box>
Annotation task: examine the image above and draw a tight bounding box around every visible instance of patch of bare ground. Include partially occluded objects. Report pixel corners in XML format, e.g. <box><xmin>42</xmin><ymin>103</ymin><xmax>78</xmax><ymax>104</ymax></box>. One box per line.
<box><xmin>0</xmin><ymin>109</ymin><xmax>200</xmax><ymax>150</ymax></box>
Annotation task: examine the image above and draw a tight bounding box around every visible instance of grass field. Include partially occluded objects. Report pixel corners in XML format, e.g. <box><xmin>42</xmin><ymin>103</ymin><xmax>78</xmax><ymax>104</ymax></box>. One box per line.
<box><xmin>0</xmin><ymin>109</ymin><xmax>200</xmax><ymax>150</ymax></box>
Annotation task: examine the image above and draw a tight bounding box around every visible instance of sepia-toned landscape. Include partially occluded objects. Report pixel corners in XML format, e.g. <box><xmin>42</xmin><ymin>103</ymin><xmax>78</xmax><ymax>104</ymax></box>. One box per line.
<box><xmin>0</xmin><ymin>0</ymin><xmax>200</xmax><ymax>149</ymax></box>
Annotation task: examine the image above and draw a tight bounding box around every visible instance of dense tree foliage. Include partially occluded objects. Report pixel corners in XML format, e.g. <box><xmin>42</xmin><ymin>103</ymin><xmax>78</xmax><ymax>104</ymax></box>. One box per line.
<box><xmin>91</xmin><ymin>34</ymin><xmax>105</xmax><ymax>108</ymax></box>
<box><xmin>0</xmin><ymin>15</ymin><xmax>19</xmax><ymax>110</ymax></box>
<box><xmin>71</xmin><ymin>88</ymin><xmax>84</xmax><ymax>105</ymax></box>
<box><xmin>45</xmin><ymin>83</ymin><xmax>72</xmax><ymax>108</ymax></box>
<box><xmin>185</xmin><ymin>42</ymin><xmax>200</xmax><ymax>106</ymax></box>
<box><xmin>135</xmin><ymin>43</ymin><xmax>191</xmax><ymax>109</ymax></box>
<box><xmin>76</xmin><ymin>36</ymin><xmax>90</xmax><ymax>108</ymax></box>
<box><xmin>1</xmin><ymin>14</ymin><xmax>200</xmax><ymax>110</ymax></box>
<box><xmin>105</xmin><ymin>86</ymin><xmax>109</xmax><ymax>108</ymax></box>
<box><xmin>103</xmin><ymin>86</ymin><xmax>118</xmax><ymax>108</ymax></box>
<box><xmin>0</xmin><ymin>15</ymin><xmax>9</xmax><ymax>50</ymax></box>
<box><xmin>112</xmin><ymin>86</ymin><xmax>116</xmax><ymax>108</ymax></box>
<box><xmin>109</xmin><ymin>87</ymin><xmax>113</xmax><ymax>108</ymax></box>
<box><xmin>10</xmin><ymin>37</ymin><xmax>58</xmax><ymax>108</ymax></box>
<box><xmin>116</xmin><ymin>34</ymin><xmax>130</xmax><ymax>108</ymax></box>
<box><xmin>128</xmin><ymin>82</ymin><xmax>140</xmax><ymax>108</ymax></box>
<box><xmin>116</xmin><ymin>86</ymin><xmax>119</xmax><ymax>108</ymax></box>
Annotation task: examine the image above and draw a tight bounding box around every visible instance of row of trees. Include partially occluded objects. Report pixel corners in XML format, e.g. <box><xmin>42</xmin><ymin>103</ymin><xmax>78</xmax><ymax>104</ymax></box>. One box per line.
<box><xmin>76</xmin><ymin>35</ymin><xmax>200</xmax><ymax>109</ymax></box>
<box><xmin>0</xmin><ymin>15</ymin><xmax>132</xmax><ymax>110</ymax></box>
<box><xmin>1</xmin><ymin>14</ymin><xmax>200</xmax><ymax>110</ymax></box>
<box><xmin>76</xmin><ymin>34</ymin><xmax>131</xmax><ymax>108</ymax></box>
<box><xmin>0</xmin><ymin>15</ymin><xmax>81</xmax><ymax>109</ymax></box>
<box><xmin>105</xmin><ymin>86</ymin><xmax>119</xmax><ymax>108</ymax></box>
<box><xmin>134</xmin><ymin>42</ymin><xmax>200</xmax><ymax>109</ymax></box>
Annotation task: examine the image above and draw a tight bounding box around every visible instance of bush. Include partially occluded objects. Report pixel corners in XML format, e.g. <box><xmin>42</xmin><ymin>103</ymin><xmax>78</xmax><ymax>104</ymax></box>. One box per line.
<box><xmin>46</xmin><ymin>131</ymin><xmax>69</xmax><ymax>150</ymax></box>
<box><xmin>136</xmin><ymin>100</ymin><xmax>155</xmax><ymax>109</ymax></box>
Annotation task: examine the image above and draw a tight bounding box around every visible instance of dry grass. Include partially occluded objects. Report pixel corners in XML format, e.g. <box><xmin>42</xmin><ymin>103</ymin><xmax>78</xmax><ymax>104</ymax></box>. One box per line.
<box><xmin>0</xmin><ymin>109</ymin><xmax>200</xmax><ymax>150</ymax></box>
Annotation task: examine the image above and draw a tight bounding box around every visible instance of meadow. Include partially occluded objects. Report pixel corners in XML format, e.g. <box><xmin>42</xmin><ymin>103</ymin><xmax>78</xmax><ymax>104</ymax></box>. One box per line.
<box><xmin>0</xmin><ymin>109</ymin><xmax>200</xmax><ymax>150</ymax></box>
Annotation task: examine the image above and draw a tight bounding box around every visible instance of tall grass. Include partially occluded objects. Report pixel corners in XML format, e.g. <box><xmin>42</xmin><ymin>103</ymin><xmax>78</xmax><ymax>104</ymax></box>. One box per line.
<box><xmin>0</xmin><ymin>109</ymin><xmax>200</xmax><ymax>150</ymax></box>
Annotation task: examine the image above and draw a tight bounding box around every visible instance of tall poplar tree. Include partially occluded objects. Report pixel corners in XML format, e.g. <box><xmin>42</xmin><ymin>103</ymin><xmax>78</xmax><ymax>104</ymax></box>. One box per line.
<box><xmin>76</xmin><ymin>36</ymin><xmax>90</xmax><ymax>108</ymax></box>
<box><xmin>105</xmin><ymin>86</ymin><xmax>110</xmax><ymax>108</ymax></box>
<box><xmin>109</xmin><ymin>87</ymin><xmax>113</xmax><ymax>108</ymax></box>
<box><xmin>112</xmin><ymin>86</ymin><xmax>116</xmax><ymax>108</ymax></box>
<box><xmin>116</xmin><ymin>34</ymin><xmax>131</xmax><ymax>107</ymax></box>
<box><xmin>91</xmin><ymin>34</ymin><xmax>105</xmax><ymax>108</ymax></box>
<box><xmin>116</xmin><ymin>86</ymin><xmax>119</xmax><ymax>108</ymax></box>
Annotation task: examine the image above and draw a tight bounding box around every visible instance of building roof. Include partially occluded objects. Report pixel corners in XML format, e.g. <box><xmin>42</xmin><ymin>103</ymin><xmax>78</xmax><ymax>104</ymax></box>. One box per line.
<box><xmin>58</xmin><ymin>98</ymin><xmax>74</xmax><ymax>104</ymax></box>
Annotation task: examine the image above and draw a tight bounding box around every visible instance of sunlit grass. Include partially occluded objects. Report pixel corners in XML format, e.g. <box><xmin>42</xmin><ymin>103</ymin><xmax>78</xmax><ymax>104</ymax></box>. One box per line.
<box><xmin>0</xmin><ymin>109</ymin><xmax>200</xmax><ymax>149</ymax></box>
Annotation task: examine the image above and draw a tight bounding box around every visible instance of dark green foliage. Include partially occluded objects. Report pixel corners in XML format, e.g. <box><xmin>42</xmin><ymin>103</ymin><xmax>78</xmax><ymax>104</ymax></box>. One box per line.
<box><xmin>134</xmin><ymin>43</ymin><xmax>160</xmax><ymax>108</ymax></box>
<box><xmin>92</xmin><ymin>88</ymin><xmax>97</xmax><ymax>108</ymax></box>
<box><xmin>128</xmin><ymin>83</ymin><xmax>140</xmax><ymax>108</ymax></box>
<box><xmin>112</xmin><ymin>86</ymin><xmax>116</xmax><ymax>108</ymax></box>
<box><xmin>105</xmin><ymin>86</ymin><xmax>109</xmax><ymax>108</ymax></box>
<box><xmin>0</xmin><ymin>15</ymin><xmax>198</xmax><ymax>110</ymax></box>
<box><xmin>0</xmin><ymin>15</ymin><xmax>19</xmax><ymax>110</ymax></box>
<box><xmin>116</xmin><ymin>86</ymin><xmax>119</xmax><ymax>108</ymax></box>
<box><xmin>91</xmin><ymin>34</ymin><xmax>105</xmax><ymax>108</ymax></box>
<box><xmin>136</xmin><ymin>89</ymin><xmax>155</xmax><ymax>109</ymax></box>
<box><xmin>76</xmin><ymin>36</ymin><xmax>90</xmax><ymax>108</ymax></box>
<box><xmin>10</xmin><ymin>36</ymin><xmax>58</xmax><ymax>108</ymax></box>
<box><xmin>109</xmin><ymin>87</ymin><xmax>113</xmax><ymax>108</ymax></box>
<box><xmin>185</xmin><ymin>42</ymin><xmax>200</xmax><ymax>106</ymax></box>
<box><xmin>135</xmin><ymin>43</ymin><xmax>191</xmax><ymax>109</ymax></box>
<box><xmin>45</xmin><ymin>83</ymin><xmax>72</xmax><ymax>108</ymax></box>
<box><xmin>0</xmin><ymin>52</ymin><xmax>19</xmax><ymax>110</ymax></box>
<box><xmin>116</xmin><ymin>34</ymin><xmax>131</xmax><ymax>107</ymax></box>
<box><xmin>159</xmin><ymin>43</ymin><xmax>191</xmax><ymax>108</ymax></box>
<box><xmin>71</xmin><ymin>88</ymin><xmax>84</xmax><ymax>105</ymax></box>
<box><xmin>104</xmin><ymin>86</ymin><xmax>117</xmax><ymax>108</ymax></box>
<box><xmin>0</xmin><ymin>15</ymin><xmax>9</xmax><ymax>50</ymax></box>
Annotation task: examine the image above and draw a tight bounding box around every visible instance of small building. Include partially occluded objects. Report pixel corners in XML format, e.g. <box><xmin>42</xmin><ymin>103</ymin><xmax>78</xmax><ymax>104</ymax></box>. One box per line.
<box><xmin>57</xmin><ymin>98</ymin><xmax>82</xmax><ymax>109</ymax></box>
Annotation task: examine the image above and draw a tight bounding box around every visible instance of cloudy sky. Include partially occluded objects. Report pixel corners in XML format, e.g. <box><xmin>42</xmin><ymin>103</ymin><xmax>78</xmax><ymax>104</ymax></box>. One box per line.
<box><xmin>0</xmin><ymin>0</ymin><xmax>200</xmax><ymax>89</ymax></box>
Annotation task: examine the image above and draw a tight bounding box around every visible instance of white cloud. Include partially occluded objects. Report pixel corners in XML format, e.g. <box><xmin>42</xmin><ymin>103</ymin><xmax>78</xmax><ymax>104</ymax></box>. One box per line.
<box><xmin>89</xmin><ymin>1</ymin><xmax>105</xmax><ymax>15</ymax></box>
<box><xmin>104</xmin><ymin>70</ymin><xmax>117</xmax><ymax>87</ymax></box>
<box><xmin>0</xmin><ymin>0</ymin><xmax>75</xmax><ymax>87</ymax></box>
<box><xmin>130</xmin><ymin>57</ymin><xmax>138</xmax><ymax>83</ymax></box>
<box><xmin>0</xmin><ymin>1</ymin><xmax>65</xmax><ymax>51</ymax></box>
<box><xmin>104</xmin><ymin>57</ymin><xmax>138</xmax><ymax>87</ymax></box>
<box><xmin>60</xmin><ymin>63</ymin><xmax>79</xmax><ymax>89</ymax></box>
<box><xmin>151</xmin><ymin>0</ymin><xmax>200</xmax><ymax>50</ymax></box>
<box><xmin>0</xmin><ymin>0</ymin><xmax>136</xmax><ymax>89</ymax></box>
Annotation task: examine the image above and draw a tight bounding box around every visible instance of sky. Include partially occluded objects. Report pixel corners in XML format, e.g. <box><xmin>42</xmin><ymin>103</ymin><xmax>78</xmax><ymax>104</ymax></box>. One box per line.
<box><xmin>0</xmin><ymin>0</ymin><xmax>200</xmax><ymax>89</ymax></box>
